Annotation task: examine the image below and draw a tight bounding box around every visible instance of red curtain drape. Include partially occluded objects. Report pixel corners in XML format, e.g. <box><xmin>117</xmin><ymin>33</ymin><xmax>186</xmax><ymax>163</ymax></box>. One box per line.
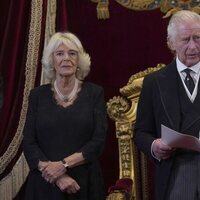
<box><xmin>0</xmin><ymin>0</ymin><xmax>47</xmax><ymax>180</ymax></box>
<box><xmin>0</xmin><ymin>0</ymin><xmax>31</xmax><ymax>179</ymax></box>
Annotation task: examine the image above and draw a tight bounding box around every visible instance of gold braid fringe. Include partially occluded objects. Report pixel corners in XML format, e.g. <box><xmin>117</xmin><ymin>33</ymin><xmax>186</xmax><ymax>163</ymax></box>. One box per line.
<box><xmin>40</xmin><ymin>0</ymin><xmax>57</xmax><ymax>85</ymax></box>
<box><xmin>0</xmin><ymin>0</ymin><xmax>43</xmax><ymax>199</ymax></box>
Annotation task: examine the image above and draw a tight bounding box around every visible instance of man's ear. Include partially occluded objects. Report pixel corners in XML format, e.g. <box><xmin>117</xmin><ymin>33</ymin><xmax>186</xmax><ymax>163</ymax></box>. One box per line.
<box><xmin>167</xmin><ymin>37</ymin><xmax>176</xmax><ymax>56</ymax></box>
<box><xmin>167</xmin><ymin>36</ymin><xmax>175</xmax><ymax>50</ymax></box>
<box><xmin>167</xmin><ymin>36</ymin><xmax>176</xmax><ymax>51</ymax></box>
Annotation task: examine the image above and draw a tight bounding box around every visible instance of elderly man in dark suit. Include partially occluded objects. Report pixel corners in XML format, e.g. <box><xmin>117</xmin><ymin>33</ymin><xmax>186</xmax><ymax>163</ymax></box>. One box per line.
<box><xmin>134</xmin><ymin>10</ymin><xmax>200</xmax><ymax>200</ymax></box>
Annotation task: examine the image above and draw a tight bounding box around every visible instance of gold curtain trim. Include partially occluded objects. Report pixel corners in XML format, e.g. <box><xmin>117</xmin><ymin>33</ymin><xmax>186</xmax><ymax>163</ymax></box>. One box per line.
<box><xmin>40</xmin><ymin>0</ymin><xmax>57</xmax><ymax>85</ymax></box>
<box><xmin>0</xmin><ymin>153</ymin><xmax>29</xmax><ymax>200</ymax></box>
<box><xmin>0</xmin><ymin>0</ymin><xmax>43</xmax><ymax>174</ymax></box>
<box><xmin>45</xmin><ymin>0</ymin><xmax>56</xmax><ymax>43</ymax></box>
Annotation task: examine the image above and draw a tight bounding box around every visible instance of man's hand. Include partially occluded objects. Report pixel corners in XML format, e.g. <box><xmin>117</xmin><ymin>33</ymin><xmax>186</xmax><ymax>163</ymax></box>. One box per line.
<box><xmin>152</xmin><ymin>138</ymin><xmax>175</xmax><ymax>160</ymax></box>
<box><xmin>56</xmin><ymin>174</ymin><xmax>80</xmax><ymax>194</ymax></box>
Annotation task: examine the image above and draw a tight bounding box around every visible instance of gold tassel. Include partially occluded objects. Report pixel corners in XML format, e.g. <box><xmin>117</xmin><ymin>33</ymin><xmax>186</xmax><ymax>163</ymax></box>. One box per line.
<box><xmin>97</xmin><ymin>0</ymin><xmax>110</xmax><ymax>20</ymax></box>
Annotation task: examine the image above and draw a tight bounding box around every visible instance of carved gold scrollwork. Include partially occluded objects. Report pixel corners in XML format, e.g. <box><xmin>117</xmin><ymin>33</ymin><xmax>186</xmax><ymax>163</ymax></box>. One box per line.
<box><xmin>119</xmin><ymin>138</ymin><xmax>132</xmax><ymax>177</ymax></box>
<box><xmin>116</xmin><ymin>121</ymin><xmax>133</xmax><ymax>138</ymax></box>
<box><xmin>115</xmin><ymin>121</ymin><xmax>134</xmax><ymax>185</ymax></box>
<box><xmin>118</xmin><ymin>138</ymin><xmax>135</xmax><ymax>198</ymax></box>
<box><xmin>107</xmin><ymin>96</ymin><xmax>130</xmax><ymax>121</ymax></box>
<box><xmin>91</xmin><ymin>0</ymin><xmax>200</xmax><ymax>19</ymax></box>
<box><xmin>115</xmin><ymin>0</ymin><xmax>159</xmax><ymax>10</ymax></box>
<box><xmin>161</xmin><ymin>0</ymin><xmax>200</xmax><ymax>18</ymax></box>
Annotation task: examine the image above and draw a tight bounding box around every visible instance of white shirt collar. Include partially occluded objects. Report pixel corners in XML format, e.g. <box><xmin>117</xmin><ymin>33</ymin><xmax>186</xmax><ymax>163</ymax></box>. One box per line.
<box><xmin>176</xmin><ymin>57</ymin><xmax>200</xmax><ymax>102</ymax></box>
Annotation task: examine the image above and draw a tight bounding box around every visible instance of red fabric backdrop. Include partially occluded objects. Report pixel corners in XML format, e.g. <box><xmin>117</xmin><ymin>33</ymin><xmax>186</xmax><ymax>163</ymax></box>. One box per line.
<box><xmin>0</xmin><ymin>0</ymin><xmax>31</xmax><ymax>180</ymax></box>
<box><xmin>0</xmin><ymin>0</ymin><xmax>47</xmax><ymax>180</ymax></box>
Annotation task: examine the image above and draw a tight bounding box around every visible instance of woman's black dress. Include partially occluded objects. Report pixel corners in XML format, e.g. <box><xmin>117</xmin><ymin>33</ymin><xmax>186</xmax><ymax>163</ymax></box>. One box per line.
<box><xmin>23</xmin><ymin>82</ymin><xmax>107</xmax><ymax>200</ymax></box>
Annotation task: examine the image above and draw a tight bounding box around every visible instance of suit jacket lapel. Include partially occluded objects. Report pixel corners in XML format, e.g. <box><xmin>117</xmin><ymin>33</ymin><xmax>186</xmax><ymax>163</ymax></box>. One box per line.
<box><xmin>156</xmin><ymin>61</ymin><xmax>181</xmax><ymax>131</ymax></box>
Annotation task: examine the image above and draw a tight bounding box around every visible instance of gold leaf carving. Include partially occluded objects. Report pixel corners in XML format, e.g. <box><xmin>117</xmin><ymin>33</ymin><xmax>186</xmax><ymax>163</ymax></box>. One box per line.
<box><xmin>107</xmin><ymin>96</ymin><xmax>130</xmax><ymax>121</ymax></box>
<box><xmin>91</xmin><ymin>0</ymin><xmax>200</xmax><ymax>19</ymax></box>
<box><xmin>115</xmin><ymin>0</ymin><xmax>157</xmax><ymax>10</ymax></box>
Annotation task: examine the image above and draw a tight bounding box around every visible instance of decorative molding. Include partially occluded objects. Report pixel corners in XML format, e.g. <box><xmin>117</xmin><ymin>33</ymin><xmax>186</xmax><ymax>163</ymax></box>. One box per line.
<box><xmin>107</xmin><ymin>96</ymin><xmax>130</xmax><ymax>121</ymax></box>
<box><xmin>115</xmin><ymin>0</ymin><xmax>160</xmax><ymax>10</ymax></box>
<box><xmin>160</xmin><ymin>0</ymin><xmax>200</xmax><ymax>18</ymax></box>
<box><xmin>91</xmin><ymin>0</ymin><xmax>200</xmax><ymax>19</ymax></box>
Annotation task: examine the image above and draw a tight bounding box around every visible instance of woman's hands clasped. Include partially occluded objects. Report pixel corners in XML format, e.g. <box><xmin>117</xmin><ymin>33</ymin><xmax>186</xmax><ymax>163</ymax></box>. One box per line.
<box><xmin>38</xmin><ymin>161</ymin><xmax>80</xmax><ymax>194</ymax></box>
<box><xmin>38</xmin><ymin>161</ymin><xmax>66</xmax><ymax>183</ymax></box>
<box><xmin>56</xmin><ymin>174</ymin><xmax>80</xmax><ymax>194</ymax></box>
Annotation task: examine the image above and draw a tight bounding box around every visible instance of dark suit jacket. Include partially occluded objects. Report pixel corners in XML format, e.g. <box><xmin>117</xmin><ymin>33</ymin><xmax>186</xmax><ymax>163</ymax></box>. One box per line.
<box><xmin>134</xmin><ymin>60</ymin><xmax>200</xmax><ymax>200</ymax></box>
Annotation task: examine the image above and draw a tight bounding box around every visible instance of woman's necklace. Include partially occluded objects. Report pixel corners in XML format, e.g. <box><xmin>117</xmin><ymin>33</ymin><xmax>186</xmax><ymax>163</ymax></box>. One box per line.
<box><xmin>54</xmin><ymin>79</ymin><xmax>78</xmax><ymax>102</ymax></box>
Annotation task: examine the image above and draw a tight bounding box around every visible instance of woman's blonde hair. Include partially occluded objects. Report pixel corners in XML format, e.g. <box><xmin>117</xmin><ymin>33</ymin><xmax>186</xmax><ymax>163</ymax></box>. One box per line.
<box><xmin>42</xmin><ymin>32</ymin><xmax>91</xmax><ymax>81</ymax></box>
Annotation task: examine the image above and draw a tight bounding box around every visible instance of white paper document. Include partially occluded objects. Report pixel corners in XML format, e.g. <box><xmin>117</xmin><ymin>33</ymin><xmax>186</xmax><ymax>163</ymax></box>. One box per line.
<box><xmin>161</xmin><ymin>124</ymin><xmax>200</xmax><ymax>152</ymax></box>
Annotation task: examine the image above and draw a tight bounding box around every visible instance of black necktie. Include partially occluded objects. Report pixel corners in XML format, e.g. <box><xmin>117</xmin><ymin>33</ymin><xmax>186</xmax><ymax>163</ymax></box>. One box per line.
<box><xmin>184</xmin><ymin>68</ymin><xmax>195</xmax><ymax>94</ymax></box>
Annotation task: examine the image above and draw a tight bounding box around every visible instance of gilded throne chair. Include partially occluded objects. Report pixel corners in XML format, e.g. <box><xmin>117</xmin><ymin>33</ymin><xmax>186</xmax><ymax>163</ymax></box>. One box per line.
<box><xmin>106</xmin><ymin>64</ymin><xmax>165</xmax><ymax>200</ymax></box>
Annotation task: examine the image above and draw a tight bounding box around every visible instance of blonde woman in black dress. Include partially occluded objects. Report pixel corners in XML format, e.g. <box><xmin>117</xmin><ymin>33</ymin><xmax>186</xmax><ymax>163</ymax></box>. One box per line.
<box><xmin>23</xmin><ymin>32</ymin><xmax>107</xmax><ymax>200</ymax></box>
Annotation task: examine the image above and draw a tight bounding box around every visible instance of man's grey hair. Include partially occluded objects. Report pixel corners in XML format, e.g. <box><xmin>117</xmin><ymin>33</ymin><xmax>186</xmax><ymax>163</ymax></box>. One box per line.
<box><xmin>167</xmin><ymin>10</ymin><xmax>200</xmax><ymax>41</ymax></box>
